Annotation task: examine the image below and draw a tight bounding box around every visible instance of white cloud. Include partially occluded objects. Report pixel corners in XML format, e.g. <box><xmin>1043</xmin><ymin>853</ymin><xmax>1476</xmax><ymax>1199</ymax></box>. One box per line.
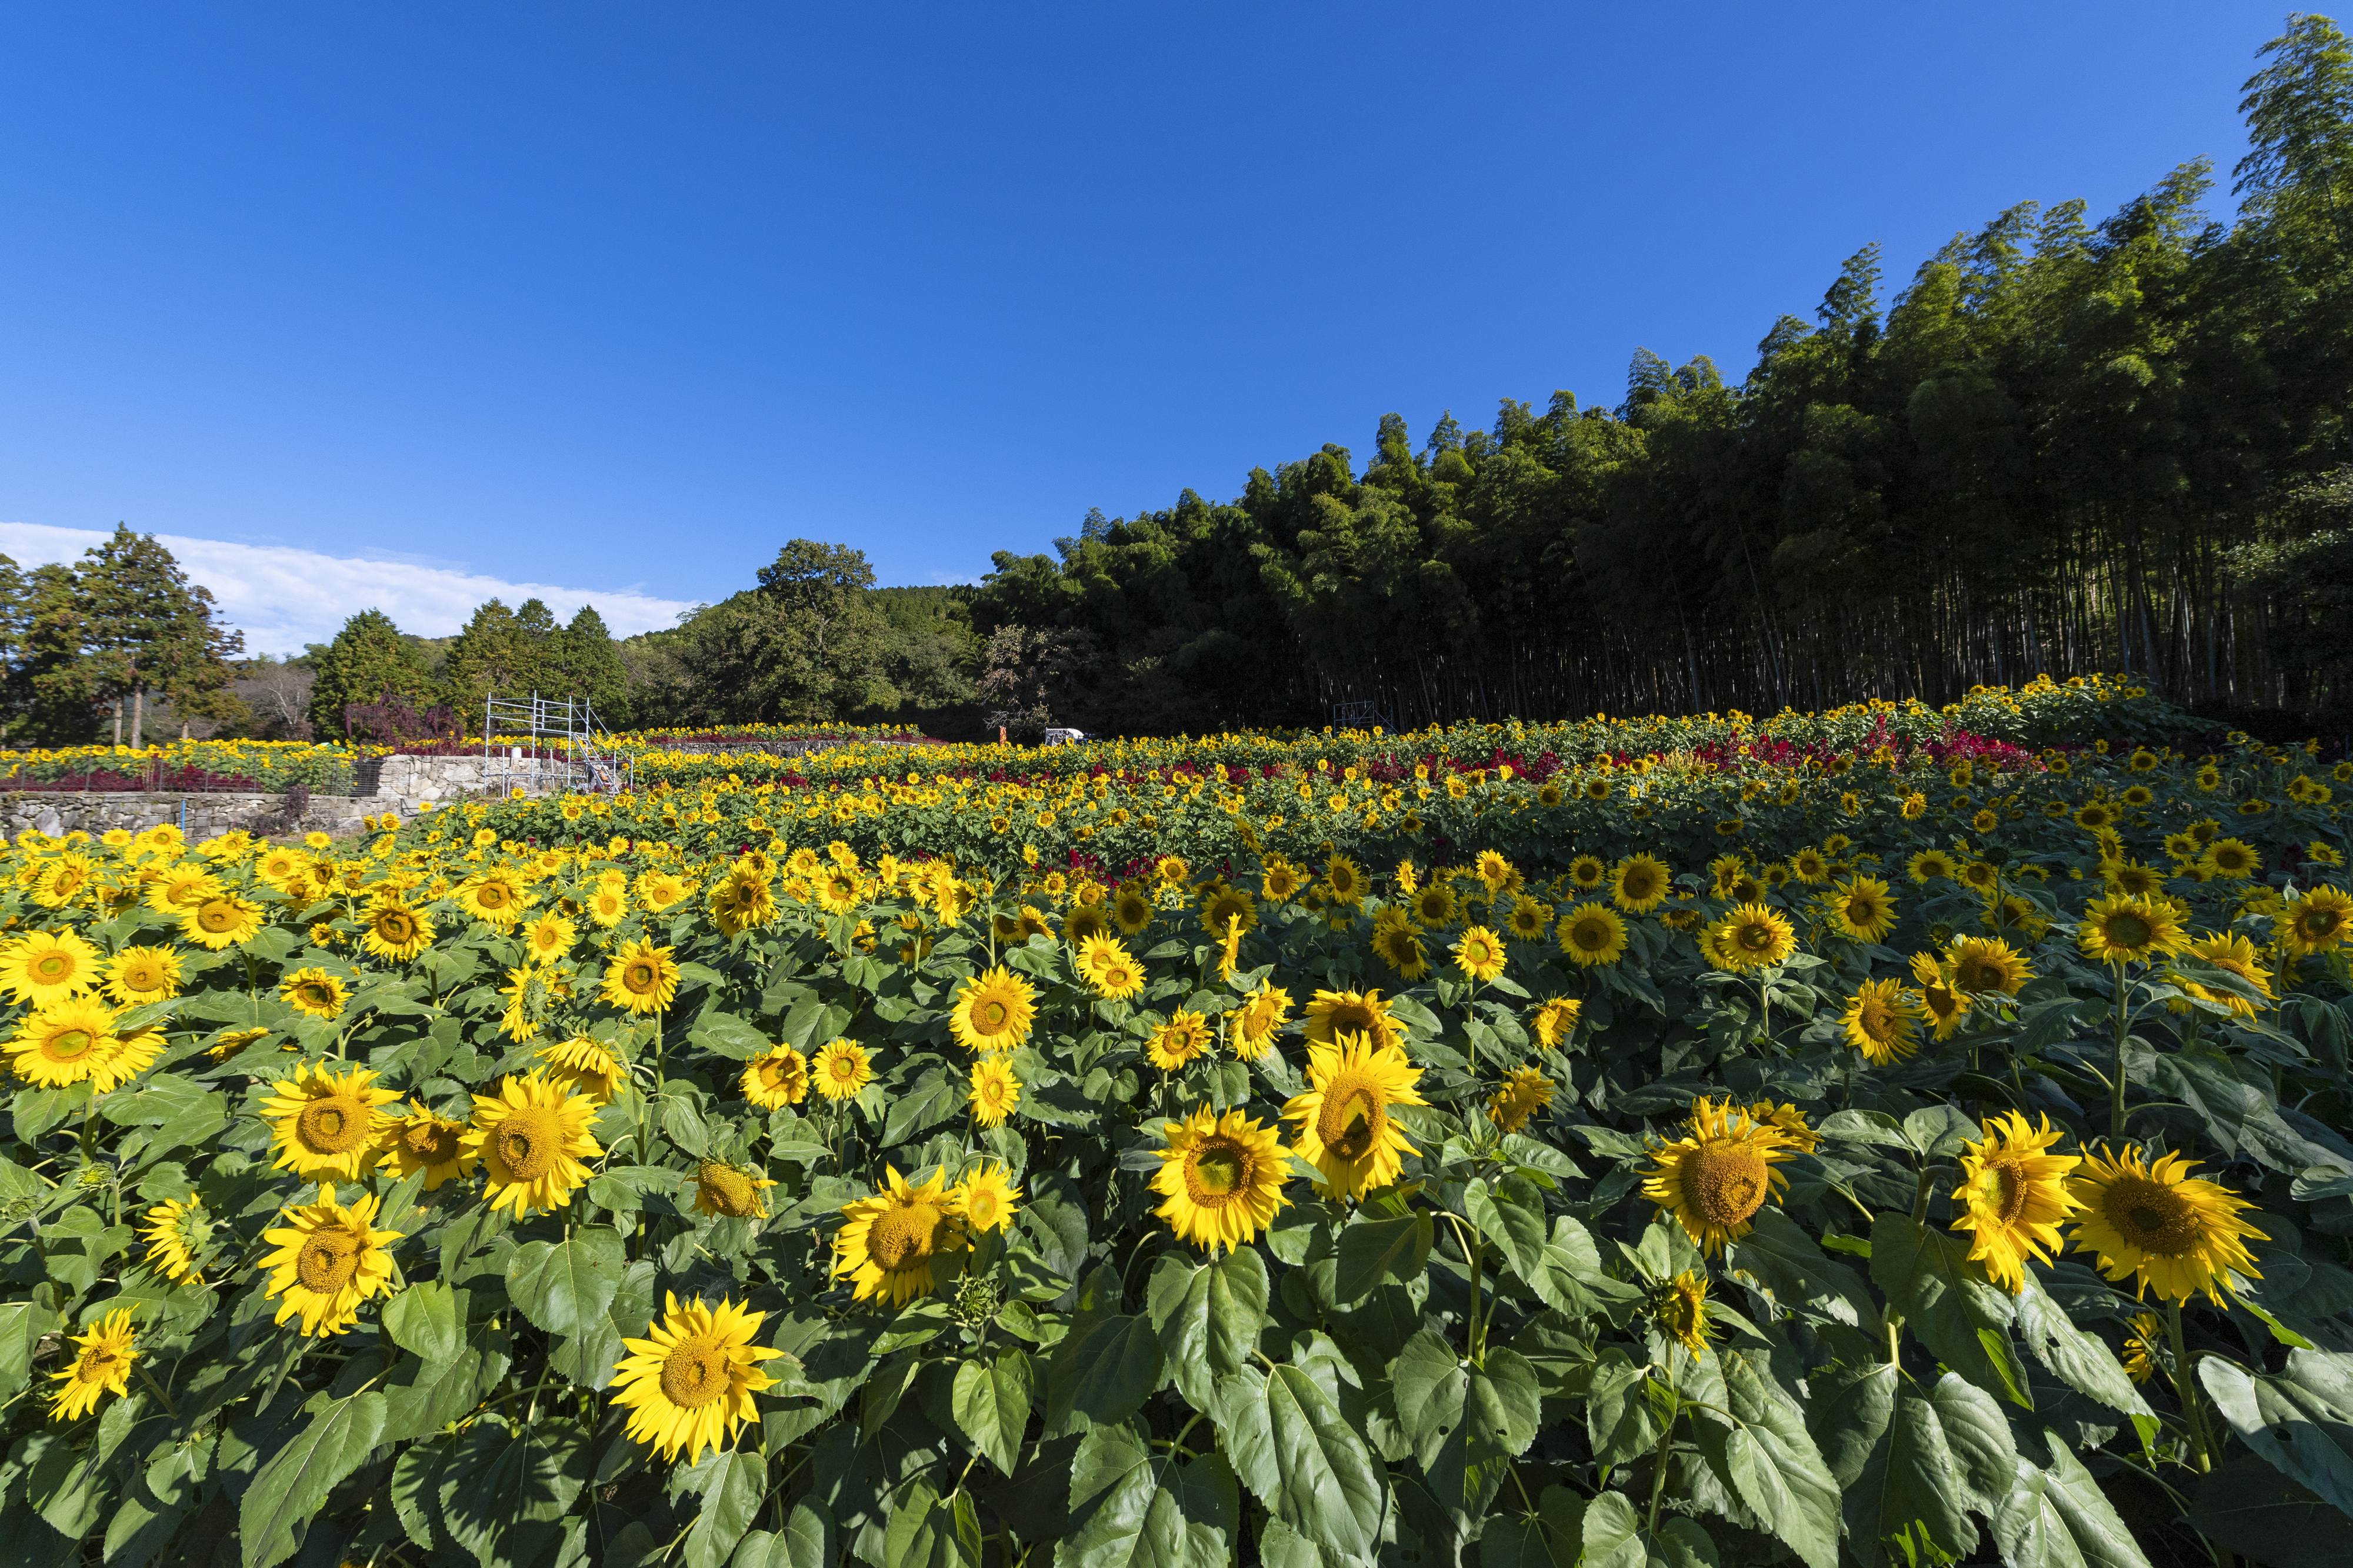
<box><xmin>0</xmin><ymin>522</ymin><xmax>701</xmax><ymax>656</ymax></box>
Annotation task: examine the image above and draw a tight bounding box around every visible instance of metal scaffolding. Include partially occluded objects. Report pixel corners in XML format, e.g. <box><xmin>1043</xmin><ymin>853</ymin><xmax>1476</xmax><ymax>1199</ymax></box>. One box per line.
<box><xmin>483</xmin><ymin>694</ymin><xmax>635</xmax><ymax>799</ymax></box>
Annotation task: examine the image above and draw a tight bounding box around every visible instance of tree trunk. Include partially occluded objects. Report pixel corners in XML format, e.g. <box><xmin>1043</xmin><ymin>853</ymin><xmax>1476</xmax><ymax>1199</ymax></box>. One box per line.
<box><xmin>132</xmin><ymin>685</ymin><xmax>144</xmax><ymax>749</ymax></box>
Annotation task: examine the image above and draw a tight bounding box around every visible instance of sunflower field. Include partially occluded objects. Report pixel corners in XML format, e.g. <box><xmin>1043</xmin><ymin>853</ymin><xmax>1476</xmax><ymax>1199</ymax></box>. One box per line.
<box><xmin>2</xmin><ymin>680</ymin><xmax>2352</xmax><ymax>1568</ymax></box>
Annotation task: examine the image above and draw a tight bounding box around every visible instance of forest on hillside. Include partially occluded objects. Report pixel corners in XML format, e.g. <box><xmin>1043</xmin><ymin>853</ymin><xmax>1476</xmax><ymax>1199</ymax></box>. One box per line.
<box><xmin>11</xmin><ymin>15</ymin><xmax>2353</xmax><ymax>748</ymax></box>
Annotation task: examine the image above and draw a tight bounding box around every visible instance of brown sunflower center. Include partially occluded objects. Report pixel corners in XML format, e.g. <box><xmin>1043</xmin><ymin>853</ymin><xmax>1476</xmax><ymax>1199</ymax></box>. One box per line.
<box><xmin>2112</xmin><ymin>1179</ymin><xmax>2198</xmax><ymax>1255</ymax></box>
<box><xmin>492</xmin><ymin>1105</ymin><xmax>566</xmax><ymax>1181</ymax></box>
<box><xmin>1318</xmin><ymin>1078</ymin><xmax>1385</xmax><ymax>1162</ymax></box>
<box><xmin>623</xmin><ymin>961</ymin><xmax>658</xmax><ymax>992</ymax></box>
<box><xmin>2103</xmin><ymin>912</ymin><xmax>2154</xmax><ymax>950</ymax></box>
<box><xmin>1860</xmin><ymin>1002</ymin><xmax>1897</xmax><ymax>1040</ymax></box>
<box><xmin>868</xmin><ymin>1200</ymin><xmax>945</xmax><ymax>1272</ymax></box>
<box><xmin>1979</xmin><ymin>1158</ymin><xmax>2029</xmax><ymax>1223</ymax></box>
<box><xmin>1688</xmin><ymin>1143</ymin><xmax>1771</xmax><ymax>1228</ymax></box>
<box><xmin>1187</xmin><ymin>1142</ymin><xmax>1247</xmax><ymax>1200</ymax></box>
<box><xmin>975</xmin><ymin>999</ymin><xmax>1009</xmax><ymax>1032</ymax></box>
<box><xmin>1735</xmin><ymin>922</ymin><xmax>1776</xmax><ymax>955</ymax></box>
<box><xmin>698</xmin><ymin>1163</ymin><xmax>763</xmax><ymax>1217</ymax></box>
<box><xmin>296</xmin><ymin>982</ymin><xmax>336</xmax><ymax>1009</ymax></box>
<box><xmin>197</xmin><ymin>901</ymin><xmax>239</xmax><ymax>933</ymax></box>
<box><xmin>379</xmin><ymin>912</ymin><xmax>416</xmax><ymax>942</ymax></box>
<box><xmin>2302</xmin><ymin>908</ymin><xmax>2344</xmax><ymax>940</ymax></box>
<box><xmin>296</xmin><ymin>1226</ymin><xmax>362</xmax><ymax>1292</ymax></box>
<box><xmin>477</xmin><ymin>885</ymin><xmax>512</xmax><ymax>909</ymax></box>
<box><xmin>659</xmin><ymin>1333</ymin><xmax>731</xmax><ymax>1408</ymax></box>
<box><xmin>298</xmin><ymin>1095</ymin><xmax>372</xmax><ymax>1153</ymax></box>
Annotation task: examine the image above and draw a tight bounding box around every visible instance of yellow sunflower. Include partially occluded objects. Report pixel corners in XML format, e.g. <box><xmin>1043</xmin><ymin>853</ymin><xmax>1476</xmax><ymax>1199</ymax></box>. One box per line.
<box><xmin>1198</xmin><ymin>884</ymin><xmax>1257</xmax><ymax>940</ymax></box>
<box><xmin>1842</xmin><ymin>979</ymin><xmax>1920</xmax><ymax>1063</ymax></box>
<box><xmin>811</xmin><ymin>1039</ymin><xmax>873</xmax><ymax>1101</ymax></box>
<box><xmin>740</xmin><ymin>1046</ymin><xmax>809</xmax><ymax>1109</ymax></box>
<box><xmin>2068</xmin><ymin>1146</ymin><xmax>2267</xmax><ymax>1306</ymax></box>
<box><xmin>1504</xmin><ymin>896</ymin><xmax>1552</xmax><ymax>941</ymax></box>
<box><xmin>1411</xmin><ymin>882</ymin><xmax>1460</xmax><ymax>929</ymax></box>
<box><xmin>609</xmin><ymin>1293</ymin><xmax>784</xmax><ymax>1463</ymax></box>
<box><xmin>182</xmin><ymin>894</ymin><xmax>264</xmax><ymax>951</ymax></box>
<box><xmin>47</xmin><ymin>1309</ymin><xmax>138</xmax><ymax>1423</ymax></box>
<box><xmin>1146</xmin><ymin>1010</ymin><xmax>1214</xmax><ymax>1072</ymax></box>
<box><xmin>949</xmin><ymin>966</ymin><xmax>1037</xmax><ymax>1054</ymax></box>
<box><xmin>834</xmin><ymin>1166</ymin><xmax>970</xmax><ymax>1305</ymax></box>
<box><xmin>2122</xmin><ymin>1312</ymin><xmax>2164</xmax><ymax>1383</ymax></box>
<box><xmin>261</xmin><ymin>1062</ymin><xmax>404</xmax><ymax>1182</ymax></box>
<box><xmin>1371</xmin><ymin>919</ymin><xmax>1430</xmax><ymax>980</ymax></box>
<box><xmin>278</xmin><ymin>967</ymin><xmax>350</xmax><ymax>1021</ymax></box>
<box><xmin>1711</xmin><ymin>903</ymin><xmax>1795</xmax><ymax>972</ymax></box>
<box><xmin>1908</xmin><ymin>849</ymin><xmax>1957</xmax><ymax>883</ymax></box>
<box><xmin>455</xmin><ymin>870</ymin><xmax>531</xmax><ymax>929</ymax></box>
<box><xmin>2077</xmin><ymin>895</ymin><xmax>2185</xmax><ymax>965</ymax></box>
<box><xmin>376</xmin><ymin>1105</ymin><xmax>479</xmax><ymax>1190</ymax></box>
<box><xmin>4</xmin><ymin>997</ymin><xmax>123</xmax><ymax>1091</ymax></box>
<box><xmin>1947</xmin><ymin>936</ymin><xmax>2032</xmax><ymax>997</ymax></box>
<box><xmin>259</xmin><ymin>1185</ymin><xmax>404</xmax><ymax>1337</ymax></box>
<box><xmin>1074</xmin><ymin>937</ymin><xmax>1144</xmax><ymax>1002</ymax></box>
<box><xmin>1822</xmin><ymin>877</ymin><xmax>1897</xmax><ymax>942</ymax></box>
<box><xmin>0</xmin><ymin>928</ymin><xmax>102</xmax><ymax>1006</ymax></box>
<box><xmin>462</xmin><ymin>1072</ymin><xmax>604</xmax><ymax>1216</ymax></box>
<box><xmin>1301</xmin><ymin>989</ymin><xmax>1404</xmax><ymax>1053</ymax></box>
<box><xmin>1152</xmin><ymin>1105</ymin><xmax>1293</xmax><ymax>1249</ymax></box>
<box><xmin>141</xmin><ymin>1197</ymin><xmax>213</xmax><ymax>1285</ymax></box>
<box><xmin>1611</xmin><ymin>854</ymin><xmax>1672</xmax><ymax>913</ymax></box>
<box><xmin>522</xmin><ymin>912</ymin><xmax>579</xmax><ymax>965</ymax></box>
<box><xmin>601</xmin><ymin>939</ymin><xmax>680</xmax><ymax>1016</ymax></box>
<box><xmin>969</xmin><ymin>1055</ymin><xmax>1021</xmax><ymax>1127</ymax></box>
<box><xmin>2168</xmin><ymin>933</ymin><xmax>2274</xmax><ymax>1018</ymax></box>
<box><xmin>1452</xmin><ymin>925</ymin><xmax>1507</xmax><ymax>982</ymax></box>
<box><xmin>102</xmin><ymin>944</ymin><xmax>184</xmax><ymax>1009</ymax></box>
<box><xmin>585</xmin><ymin>886</ymin><xmax>630</xmax><ymax>928</ymax></box>
<box><xmin>1487</xmin><ymin>1066</ymin><xmax>1555</xmax><ymax>1133</ymax></box>
<box><xmin>956</xmin><ymin>1163</ymin><xmax>1022</xmax><ymax>1235</ymax></box>
<box><xmin>144</xmin><ymin>864</ymin><xmax>221</xmax><ymax>915</ymax></box>
<box><xmin>1641</xmin><ymin>1098</ymin><xmax>1794</xmax><ymax>1256</ymax></box>
<box><xmin>692</xmin><ymin>1160</ymin><xmax>776</xmax><ymax>1219</ymax></box>
<box><xmin>1226</xmin><ymin>984</ymin><xmax>1292</xmax><ymax>1062</ymax></box>
<box><xmin>360</xmin><ymin>901</ymin><xmax>434</xmax><ymax>962</ymax></box>
<box><xmin>2277</xmin><ymin>885</ymin><xmax>2352</xmax><ymax>957</ymax></box>
<box><xmin>1657</xmin><ymin>1272</ymin><xmax>1712</xmax><ymax>1356</ymax></box>
<box><xmin>1282</xmin><ymin>1033</ymin><xmax>1425</xmax><ymax>1200</ymax></box>
<box><xmin>1948</xmin><ymin>1111</ymin><xmax>2081</xmax><ymax>1293</ymax></box>
<box><xmin>1558</xmin><ymin>902</ymin><xmax>1628</xmax><ymax>967</ymax></box>
<box><xmin>1111</xmin><ymin>885</ymin><xmax>1155</xmax><ymax>935</ymax></box>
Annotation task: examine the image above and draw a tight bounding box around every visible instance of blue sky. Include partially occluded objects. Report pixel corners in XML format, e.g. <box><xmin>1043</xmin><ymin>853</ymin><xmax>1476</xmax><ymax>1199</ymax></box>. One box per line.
<box><xmin>0</xmin><ymin>2</ymin><xmax>2294</xmax><ymax>648</ymax></box>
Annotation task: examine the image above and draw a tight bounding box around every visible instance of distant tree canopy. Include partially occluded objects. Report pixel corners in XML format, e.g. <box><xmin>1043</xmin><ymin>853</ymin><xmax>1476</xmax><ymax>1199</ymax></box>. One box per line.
<box><xmin>0</xmin><ymin>526</ymin><xmax>246</xmax><ymax>745</ymax></box>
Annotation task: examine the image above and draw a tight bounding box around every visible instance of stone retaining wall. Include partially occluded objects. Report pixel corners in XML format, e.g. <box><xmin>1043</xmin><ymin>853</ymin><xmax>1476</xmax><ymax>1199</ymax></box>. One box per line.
<box><xmin>2</xmin><ymin>753</ymin><xmax>595</xmax><ymax>842</ymax></box>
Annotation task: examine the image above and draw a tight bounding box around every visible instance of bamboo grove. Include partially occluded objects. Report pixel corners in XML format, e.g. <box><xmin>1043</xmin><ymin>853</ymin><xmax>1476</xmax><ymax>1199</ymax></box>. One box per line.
<box><xmin>967</xmin><ymin>16</ymin><xmax>2353</xmax><ymax>738</ymax></box>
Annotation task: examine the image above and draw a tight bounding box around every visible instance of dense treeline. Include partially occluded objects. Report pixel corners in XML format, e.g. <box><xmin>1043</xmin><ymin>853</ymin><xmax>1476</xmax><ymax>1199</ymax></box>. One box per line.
<box><xmin>962</xmin><ymin>15</ymin><xmax>2353</xmax><ymax>738</ymax></box>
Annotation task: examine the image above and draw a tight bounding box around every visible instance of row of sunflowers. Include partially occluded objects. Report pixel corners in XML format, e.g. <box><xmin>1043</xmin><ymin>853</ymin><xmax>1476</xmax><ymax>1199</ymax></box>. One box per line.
<box><xmin>0</xmin><ymin>678</ymin><xmax>2349</xmax><ymax>1568</ymax></box>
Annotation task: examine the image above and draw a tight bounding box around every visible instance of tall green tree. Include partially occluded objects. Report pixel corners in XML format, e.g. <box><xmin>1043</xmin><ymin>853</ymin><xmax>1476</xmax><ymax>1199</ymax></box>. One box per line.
<box><xmin>58</xmin><ymin>526</ymin><xmax>246</xmax><ymax>746</ymax></box>
<box><xmin>555</xmin><ymin>605</ymin><xmax>632</xmax><ymax>726</ymax></box>
<box><xmin>306</xmin><ymin>609</ymin><xmax>440</xmax><ymax>736</ymax></box>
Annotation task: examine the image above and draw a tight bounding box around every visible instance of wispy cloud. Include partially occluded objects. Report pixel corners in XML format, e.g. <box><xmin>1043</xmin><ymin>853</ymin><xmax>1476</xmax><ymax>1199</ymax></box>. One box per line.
<box><xmin>0</xmin><ymin>522</ymin><xmax>700</xmax><ymax>656</ymax></box>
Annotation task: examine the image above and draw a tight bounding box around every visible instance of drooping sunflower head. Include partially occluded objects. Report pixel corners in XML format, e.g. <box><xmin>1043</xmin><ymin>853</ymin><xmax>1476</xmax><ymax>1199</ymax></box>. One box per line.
<box><xmin>811</xmin><ymin>1039</ymin><xmax>874</xmax><ymax>1101</ymax></box>
<box><xmin>1640</xmin><ymin>1098</ymin><xmax>1794</xmax><ymax>1256</ymax></box>
<box><xmin>1558</xmin><ymin>902</ymin><xmax>1629</xmax><ymax>967</ymax></box>
<box><xmin>740</xmin><ymin>1046</ymin><xmax>809</xmax><ymax>1109</ymax></box>
<box><xmin>2167</xmin><ymin>933</ymin><xmax>2275</xmax><ymax>1019</ymax></box>
<box><xmin>1655</xmin><ymin>1270</ymin><xmax>1713</xmax><ymax>1356</ymax></box>
<box><xmin>141</xmin><ymin>1197</ymin><xmax>214</xmax><ymax>1285</ymax></box>
<box><xmin>956</xmin><ymin>1163</ymin><xmax>1022</xmax><ymax>1235</ymax></box>
<box><xmin>1951</xmin><ymin>1110</ymin><xmax>2082</xmax><ymax>1293</ymax></box>
<box><xmin>1283</xmin><ymin>1033</ymin><xmax>1426</xmax><ymax>1200</ymax></box>
<box><xmin>461</xmin><ymin>1072</ymin><xmax>604</xmax><ymax>1217</ymax></box>
<box><xmin>2067</xmin><ymin>1145</ymin><xmax>2266</xmax><ymax>1306</ymax></box>
<box><xmin>46</xmin><ymin>1308</ymin><xmax>138</xmax><ymax>1423</ymax></box>
<box><xmin>1907</xmin><ymin>951</ymin><xmax>1971</xmax><ymax>1040</ymax></box>
<box><xmin>968</xmin><ymin>1055</ymin><xmax>1021</xmax><ymax>1127</ymax></box>
<box><xmin>2077</xmin><ymin>895</ymin><xmax>2185</xmax><ymax>966</ymax></box>
<box><xmin>1841</xmin><ymin>978</ymin><xmax>1921</xmax><ymax>1064</ymax></box>
<box><xmin>261</xmin><ymin>1060</ymin><xmax>402</xmax><ymax>1182</ymax></box>
<box><xmin>611</xmin><ymin>1293</ymin><xmax>784</xmax><ymax>1463</ymax></box>
<box><xmin>1153</xmin><ymin>1105</ymin><xmax>1293</xmax><ymax>1249</ymax></box>
<box><xmin>537</xmin><ymin>1035</ymin><xmax>629</xmax><ymax>1101</ymax></box>
<box><xmin>1487</xmin><ymin>1066</ymin><xmax>1556</xmax><ymax>1133</ymax></box>
<box><xmin>950</xmin><ymin>966</ymin><xmax>1037</xmax><ymax>1053</ymax></box>
<box><xmin>1529</xmin><ymin>996</ymin><xmax>1582</xmax><ymax>1050</ymax></box>
<box><xmin>1145</xmin><ymin>1010</ymin><xmax>1214</xmax><ymax>1072</ymax></box>
<box><xmin>1302</xmin><ymin>989</ymin><xmax>1403</xmax><ymax>1053</ymax></box>
<box><xmin>1226</xmin><ymin>985</ymin><xmax>1292</xmax><ymax>1062</ymax></box>
<box><xmin>692</xmin><ymin>1160</ymin><xmax>776</xmax><ymax>1219</ymax></box>
<box><xmin>834</xmin><ymin>1166</ymin><xmax>970</xmax><ymax>1306</ymax></box>
<box><xmin>1452</xmin><ymin>925</ymin><xmax>1507</xmax><ymax>983</ymax></box>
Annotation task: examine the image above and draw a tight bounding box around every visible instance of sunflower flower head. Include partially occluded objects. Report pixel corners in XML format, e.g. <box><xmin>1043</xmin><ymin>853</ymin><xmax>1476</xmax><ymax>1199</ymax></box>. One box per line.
<box><xmin>1950</xmin><ymin>1111</ymin><xmax>2082</xmax><ymax>1293</ymax></box>
<box><xmin>2068</xmin><ymin>1145</ymin><xmax>2267</xmax><ymax>1306</ymax></box>
<box><xmin>609</xmin><ymin>1293</ymin><xmax>784</xmax><ymax>1463</ymax></box>
<box><xmin>1640</xmin><ymin>1098</ymin><xmax>1795</xmax><ymax>1256</ymax></box>
<box><xmin>1152</xmin><ymin>1105</ymin><xmax>1293</xmax><ymax>1249</ymax></box>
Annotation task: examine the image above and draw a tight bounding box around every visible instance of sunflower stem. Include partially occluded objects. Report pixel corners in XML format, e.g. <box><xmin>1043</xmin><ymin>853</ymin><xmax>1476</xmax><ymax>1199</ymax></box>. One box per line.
<box><xmin>2168</xmin><ymin>1300</ymin><xmax>2212</xmax><ymax>1473</ymax></box>
<box><xmin>2111</xmin><ymin>958</ymin><xmax>2131</xmax><ymax>1139</ymax></box>
<box><xmin>1644</xmin><ymin>1387</ymin><xmax>1678</xmax><ymax>1536</ymax></box>
<box><xmin>134</xmin><ymin>1362</ymin><xmax>178</xmax><ymax>1417</ymax></box>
